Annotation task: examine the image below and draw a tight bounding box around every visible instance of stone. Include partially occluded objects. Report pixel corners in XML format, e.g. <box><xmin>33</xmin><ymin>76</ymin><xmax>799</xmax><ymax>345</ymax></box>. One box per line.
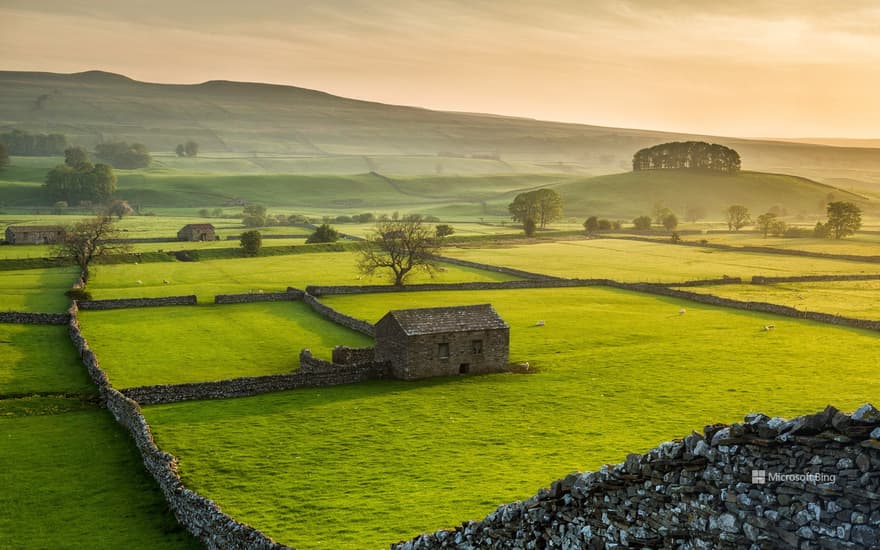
<box><xmin>797</xmin><ymin>526</ymin><xmax>815</xmax><ymax>540</ymax></box>
<box><xmin>851</xmin><ymin>525</ymin><xmax>878</xmax><ymax>547</ymax></box>
<box><xmin>851</xmin><ymin>404</ymin><xmax>880</xmax><ymax>423</ymax></box>
<box><xmin>717</xmin><ymin>513</ymin><xmax>738</xmax><ymax>533</ymax></box>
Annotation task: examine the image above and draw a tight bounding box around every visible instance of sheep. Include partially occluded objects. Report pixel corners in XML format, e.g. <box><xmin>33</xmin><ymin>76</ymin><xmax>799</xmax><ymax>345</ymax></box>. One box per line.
<box><xmin>762</xmin><ymin>324</ymin><xmax>776</xmax><ymax>331</ymax></box>
<box><xmin>678</xmin><ymin>308</ymin><xmax>686</xmax><ymax>315</ymax></box>
<box><xmin>535</xmin><ymin>320</ymin><xmax>545</xmax><ymax>326</ymax></box>
<box><xmin>258</xmin><ymin>289</ymin><xmax>264</xmax><ymax>294</ymax></box>
<box><xmin>136</xmin><ymin>280</ymin><xmax>143</xmax><ymax>285</ymax></box>
<box><xmin>163</xmin><ymin>279</ymin><xmax>170</xmax><ymax>285</ymax></box>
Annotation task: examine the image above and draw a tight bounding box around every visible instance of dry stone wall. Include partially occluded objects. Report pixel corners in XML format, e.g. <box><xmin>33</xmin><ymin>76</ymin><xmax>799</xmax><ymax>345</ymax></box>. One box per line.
<box><xmin>434</xmin><ymin>255</ymin><xmax>565</xmax><ymax>280</ymax></box>
<box><xmin>214</xmin><ymin>290</ymin><xmax>305</xmax><ymax>304</ymax></box>
<box><xmin>0</xmin><ymin>311</ymin><xmax>70</xmax><ymax>324</ymax></box>
<box><xmin>66</xmin><ymin>302</ymin><xmax>291</xmax><ymax>549</ymax></box>
<box><xmin>300</xmin><ymin>290</ymin><xmax>376</xmax><ymax>336</ymax></box>
<box><xmin>332</xmin><ymin>345</ymin><xmax>375</xmax><ymax>364</ymax></box>
<box><xmin>394</xmin><ymin>404</ymin><xmax>880</xmax><ymax>550</ymax></box>
<box><xmin>77</xmin><ymin>295</ymin><xmax>197</xmax><ymax>310</ymax></box>
<box><xmin>752</xmin><ymin>274</ymin><xmax>880</xmax><ymax>285</ymax></box>
<box><xmin>122</xmin><ymin>350</ymin><xmax>389</xmax><ymax>405</ymax></box>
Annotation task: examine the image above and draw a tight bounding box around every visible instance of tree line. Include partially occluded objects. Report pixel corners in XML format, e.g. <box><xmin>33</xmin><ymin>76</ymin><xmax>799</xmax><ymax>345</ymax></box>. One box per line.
<box><xmin>0</xmin><ymin>129</ymin><xmax>69</xmax><ymax>156</ymax></box>
<box><xmin>632</xmin><ymin>141</ymin><xmax>741</xmax><ymax>173</ymax></box>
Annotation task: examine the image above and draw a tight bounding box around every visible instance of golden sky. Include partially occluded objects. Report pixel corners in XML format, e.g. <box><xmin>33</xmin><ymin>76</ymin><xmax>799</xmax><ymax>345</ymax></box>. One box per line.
<box><xmin>2</xmin><ymin>1</ymin><xmax>879</xmax><ymax>138</ymax></box>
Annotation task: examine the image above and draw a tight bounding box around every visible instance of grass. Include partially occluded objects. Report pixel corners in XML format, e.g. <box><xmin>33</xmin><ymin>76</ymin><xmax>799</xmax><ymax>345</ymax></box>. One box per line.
<box><xmin>0</xmin><ymin>266</ymin><xmax>79</xmax><ymax>312</ymax></box>
<box><xmin>78</xmin><ymin>302</ymin><xmax>374</xmax><ymax>388</ymax></box>
<box><xmin>84</xmin><ymin>251</ymin><xmax>518</xmax><ymax>302</ymax></box>
<box><xmin>683</xmin><ymin>280</ymin><xmax>880</xmax><ymax>320</ymax></box>
<box><xmin>444</xmin><ymin>239</ymin><xmax>880</xmax><ymax>282</ymax></box>
<box><xmin>0</xmin><ymin>410</ymin><xmax>199</xmax><ymax>549</ymax></box>
<box><xmin>680</xmin><ymin>231</ymin><xmax>880</xmax><ymax>256</ymax></box>
<box><xmin>144</xmin><ymin>287</ymin><xmax>880</xmax><ymax>550</ymax></box>
<box><xmin>0</xmin><ymin>324</ymin><xmax>96</xmax><ymax>396</ymax></box>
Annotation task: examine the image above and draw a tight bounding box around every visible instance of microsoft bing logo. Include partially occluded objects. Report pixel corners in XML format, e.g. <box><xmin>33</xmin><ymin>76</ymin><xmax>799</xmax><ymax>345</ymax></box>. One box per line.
<box><xmin>752</xmin><ymin>470</ymin><xmax>766</xmax><ymax>484</ymax></box>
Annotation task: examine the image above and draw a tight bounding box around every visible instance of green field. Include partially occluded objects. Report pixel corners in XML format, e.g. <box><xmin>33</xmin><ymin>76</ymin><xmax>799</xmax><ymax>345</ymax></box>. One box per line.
<box><xmin>444</xmin><ymin>239</ymin><xmax>880</xmax><ymax>282</ymax></box>
<box><xmin>144</xmin><ymin>286</ymin><xmax>880</xmax><ymax>549</ymax></box>
<box><xmin>683</xmin><ymin>280</ymin><xmax>880</xmax><ymax>320</ymax></box>
<box><xmin>0</xmin><ymin>324</ymin><xmax>95</xmax><ymax>396</ymax></box>
<box><xmin>0</xmin><ymin>410</ymin><xmax>199</xmax><ymax>549</ymax></box>
<box><xmin>79</xmin><ymin>302</ymin><xmax>374</xmax><ymax>388</ymax></box>
<box><xmin>84</xmin><ymin>251</ymin><xmax>518</xmax><ymax>302</ymax></box>
<box><xmin>0</xmin><ymin>266</ymin><xmax>79</xmax><ymax>312</ymax></box>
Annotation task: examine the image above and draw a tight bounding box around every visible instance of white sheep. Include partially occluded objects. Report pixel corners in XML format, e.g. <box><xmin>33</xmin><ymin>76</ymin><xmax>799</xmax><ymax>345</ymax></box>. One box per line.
<box><xmin>678</xmin><ymin>308</ymin><xmax>686</xmax><ymax>315</ymax></box>
<box><xmin>163</xmin><ymin>279</ymin><xmax>170</xmax><ymax>285</ymax></box>
<box><xmin>136</xmin><ymin>280</ymin><xmax>143</xmax><ymax>285</ymax></box>
<box><xmin>535</xmin><ymin>320</ymin><xmax>545</xmax><ymax>326</ymax></box>
<box><xmin>762</xmin><ymin>324</ymin><xmax>776</xmax><ymax>331</ymax></box>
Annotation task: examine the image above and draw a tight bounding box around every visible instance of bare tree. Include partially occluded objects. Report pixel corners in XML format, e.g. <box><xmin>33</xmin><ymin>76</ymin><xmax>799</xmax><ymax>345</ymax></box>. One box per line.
<box><xmin>56</xmin><ymin>216</ymin><xmax>130</xmax><ymax>281</ymax></box>
<box><xmin>356</xmin><ymin>215</ymin><xmax>441</xmax><ymax>286</ymax></box>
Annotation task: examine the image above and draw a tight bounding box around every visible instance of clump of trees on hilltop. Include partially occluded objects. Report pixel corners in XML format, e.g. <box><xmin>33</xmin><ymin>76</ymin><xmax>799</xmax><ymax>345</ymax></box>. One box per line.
<box><xmin>632</xmin><ymin>141</ymin><xmax>741</xmax><ymax>174</ymax></box>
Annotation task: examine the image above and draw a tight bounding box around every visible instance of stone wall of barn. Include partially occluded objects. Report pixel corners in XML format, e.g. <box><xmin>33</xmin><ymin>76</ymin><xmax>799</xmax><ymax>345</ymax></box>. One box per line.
<box><xmin>393</xmin><ymin>404</ymin><xmax>880</xmax><ymax>549</ymax></box>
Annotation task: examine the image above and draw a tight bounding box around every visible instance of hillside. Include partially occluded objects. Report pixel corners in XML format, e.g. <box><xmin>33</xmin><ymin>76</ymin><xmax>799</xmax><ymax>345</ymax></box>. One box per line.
<box><xmin>3</xmin><ymin>71</ymin><xmax>880</xmax><ymax>188</ymax></box>
<box><xmin>1</xmin><ymin>154</ymin><xmax>871</xmax><ymax>221</ymax></box>
<box><xmin>552</xmin><ymin>170</ymin><xmax>870</xmax><ymax>220</ymax></box>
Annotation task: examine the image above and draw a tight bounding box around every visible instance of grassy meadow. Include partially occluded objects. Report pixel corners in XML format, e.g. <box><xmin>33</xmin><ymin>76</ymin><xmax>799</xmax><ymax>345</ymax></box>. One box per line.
<box><xmin>0</xmin><ymin>324</ymin><xmax>95</xmax><ymax>397</ymax></box>
<box><xmin>683</xmin><ymin>280</ymin><xmax>880</xmax><ymax>320</ymax></box>
<box><xmin>444</xmin><ymin>239</ymin><xmax>880</xmax><ymax>282</ymax></box>
<box><xmin>83</xmin><ymin>251</ymin><xmax>518</xmax><ymax>302</ymax></box>
<box><xmin>144</xmin><ymin>286</ymin><xmax>880</xmax><ymax>549</ymax></box>
<box><xmin>0</xmin><ymin>266</ymin><xmax>79</xmax><ymax>312</ymax></box>
<box><xmin>79</xmin><ymin>302</ymin><xmax>374</xmax><ymax>387</ymax></box>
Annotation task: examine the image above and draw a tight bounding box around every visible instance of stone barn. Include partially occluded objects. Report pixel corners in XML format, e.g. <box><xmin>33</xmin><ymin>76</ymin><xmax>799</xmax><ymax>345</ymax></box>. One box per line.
<box><xmin>177</xmin><ymin>223</ymin><xmax>216</xmax><ymax>242</ymax></box>
<box><xmin>374</xmin><ymin>304</ymin><xmax>509</xmax><ymax>380</ymax></box>
<box><xmin>4</xmin><ymin>225</ymin><xmax>66</xmax><ymax>245</ymax></box>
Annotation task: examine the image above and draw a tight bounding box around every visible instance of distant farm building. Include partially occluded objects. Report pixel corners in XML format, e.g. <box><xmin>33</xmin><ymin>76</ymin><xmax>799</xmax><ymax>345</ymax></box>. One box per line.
<box><xmin>374</xmin><ymin>304</ymin><xmax>510</xmax><ymax>380</ymax></box>
<box><xmin>177</xmin><ymin>223</ymin><xmax>216</xmax><ymax>242</ymax></box>
<box><xmin>4</xmin><ymin>225</ymin><xmax>66</xmax><ymax>245</ymax></box>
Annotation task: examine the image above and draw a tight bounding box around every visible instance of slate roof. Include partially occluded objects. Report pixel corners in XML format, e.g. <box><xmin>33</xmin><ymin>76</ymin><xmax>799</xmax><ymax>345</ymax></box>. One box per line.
<box><xmin>6</xmin><ymin>225</ymin><xmax>65</xmax><ymax>233</ymax></box>
<box><xmin>179</xmin><ymin>224</ymin><xmax>215</xmax><ymax>231</ymax></box>
<box><xmin>380</xmin><ymin>304</ymin><xmax>508</xmax><ymax>336</ymax></box>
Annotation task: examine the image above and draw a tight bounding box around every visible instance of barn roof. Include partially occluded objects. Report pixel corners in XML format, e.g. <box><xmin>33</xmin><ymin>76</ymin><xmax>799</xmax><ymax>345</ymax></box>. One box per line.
<box><xmin>6</xmin><ymin>225</ymin><xmax>65</xmax><ymax>233</ymax></box>
<box><xmin>379</xmin><ymin>304</ymin><xmax>508</xmax><ymax>336</ymax></box>
<box><xmin>180</xmin><ymin>223</ymin><xmax>215</xmax><ymax>231</ymax></box>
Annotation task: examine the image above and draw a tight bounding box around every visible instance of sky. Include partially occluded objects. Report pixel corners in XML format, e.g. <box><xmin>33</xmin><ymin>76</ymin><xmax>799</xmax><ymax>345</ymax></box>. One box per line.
<box><xmin>2</xmin><ymin>0</ymin><xmax>879</xmax><ymax>138</ymax></box>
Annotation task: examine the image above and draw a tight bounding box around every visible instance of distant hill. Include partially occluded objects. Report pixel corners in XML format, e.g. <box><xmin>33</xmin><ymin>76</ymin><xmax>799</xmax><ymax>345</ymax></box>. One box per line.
<box><xmin>2</xmin><ymin>70</ymin><xmax>880</xmax><ymax>191</ymax></box>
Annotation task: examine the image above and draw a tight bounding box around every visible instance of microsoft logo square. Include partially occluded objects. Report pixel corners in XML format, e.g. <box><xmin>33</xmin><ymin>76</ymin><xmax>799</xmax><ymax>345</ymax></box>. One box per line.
<box><xmin>752</xmin><ymin>470</ymin><xmax>766</xmax><ymax>484</ymax></box>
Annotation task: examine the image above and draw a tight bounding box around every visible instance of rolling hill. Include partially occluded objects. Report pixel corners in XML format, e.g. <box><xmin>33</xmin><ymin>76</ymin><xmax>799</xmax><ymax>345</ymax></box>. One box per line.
<box><xmin>2</xmin><ymin>70</ymin><xmax>880</xmax><ymax>191</ymax></box>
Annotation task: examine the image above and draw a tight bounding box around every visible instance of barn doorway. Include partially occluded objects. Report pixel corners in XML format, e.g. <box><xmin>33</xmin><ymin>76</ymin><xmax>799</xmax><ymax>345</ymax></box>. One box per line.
<box><xmin>459</xmin><ymin>363</ymin><xmax>470</xmax><ymax>374</ymax></box>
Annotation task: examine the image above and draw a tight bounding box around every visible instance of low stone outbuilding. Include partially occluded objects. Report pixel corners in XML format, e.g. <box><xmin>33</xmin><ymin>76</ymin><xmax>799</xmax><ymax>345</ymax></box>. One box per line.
<box><xmin>4</xmin><ymin>225</ymin><xmax>66</xmax><ymax>245</ymax></box>
<box><xmin>374</xmin><ymin>304</ymin><xmax>510</xmax><ymax>380</ymax></box>
<box><xmin>177</xmin><ymin>223</ymin><xmax>216</xmax><ymax>242</ymax></box>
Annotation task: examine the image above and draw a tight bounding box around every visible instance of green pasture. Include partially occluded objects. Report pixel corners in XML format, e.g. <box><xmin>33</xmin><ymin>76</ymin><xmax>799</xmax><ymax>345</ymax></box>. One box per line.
<box><xmin>83</xmin><ymin>251</ymin><xmax>517</xmax><ymax>302</ymax></box>
<box><xmin>0</xmin><ymin>266</ymin><xmax>78</xmax><ymax>312</ymax></box>
<box><xmin>444</xmin><ymin>239</ymin><xmax>880</xmax><ymax>282</ymax></box>
<box><xmin>683</xmin><ymin>280</ymin><xmax>880</xmax><ymax>320</ymax></box>
<box><xmin>145</xmin><ymin>287</ymin><xmax>880</xmax><ymax>549</ymax></box>
<box><xmin>686</xmin><ymin>232</ymin><xmax>880</xmax><ymax>256</ymax></box>
<box><xmin>0</xmin><ymin>410</ymin><xmax>198</xmax><ymax>549</ymax></box>
<box><xmin>78</xmin><ymin>302</ymin><xmax>373</xmax><ymax>387</ymax></box>
<box><xmin>0</xmin><ymin>324</ymin><xmax>95</xmax><ymax>396</ymax></box>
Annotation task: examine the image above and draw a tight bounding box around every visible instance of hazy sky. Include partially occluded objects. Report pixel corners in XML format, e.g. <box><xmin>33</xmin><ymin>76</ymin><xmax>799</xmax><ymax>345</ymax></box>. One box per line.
<box><xmin>2</xmin><ymin>1</ymin><xmax>879</xmax><ymax>138</ymax></box>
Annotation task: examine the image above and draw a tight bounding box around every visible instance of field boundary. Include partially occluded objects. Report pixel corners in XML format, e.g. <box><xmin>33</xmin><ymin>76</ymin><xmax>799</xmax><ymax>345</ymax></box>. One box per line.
<box><xmin>214</xmin><ymin>290</ymin><xmax>305</xmax><ymax>304</ymax></box>
<box><xmin>751</xmin><ymin>274</ymin><xmax>880</xmax><ymax>284</ymax></box>
<box><xmin>434</xmin><ymin>254</ymin><xmax>564</xmax><ymax>280</ymax></box>
<box><xmin>599</xmin><ymin>235</ymin><xmax>880</xmax><ymax>263</ymax></box>
<box><xmin>77</xmin><ymin>295</ymin><xmax>198</xmax><ymax>310</ymax></box>
<box><xmin>66</xmin><ymin>302</ymin><xmax>292</xmax><ymax>550</ymax></box>
<box><xmin>299</xmin><ymin>290</ymin><xmax>376</xmax><ymax>336</ymax></box>
<box><xmin>0</xmin><ymin>311</ymin><xmax>70</xmax><ymax>324</ymax></box>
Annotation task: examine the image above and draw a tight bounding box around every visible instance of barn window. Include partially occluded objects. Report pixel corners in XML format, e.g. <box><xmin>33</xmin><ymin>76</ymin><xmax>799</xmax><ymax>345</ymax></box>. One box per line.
<box><xmin>438</xmin><ymin>343</ymin><xmax>450</xmax><ymax>359</ymax></box>
<box><xmin>471</xmin><ymin>340</ymin><xmax>483</xmax><ymax>354</ymax></box>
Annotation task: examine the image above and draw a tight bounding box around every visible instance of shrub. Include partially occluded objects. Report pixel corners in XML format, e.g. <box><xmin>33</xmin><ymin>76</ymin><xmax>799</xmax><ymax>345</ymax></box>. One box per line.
<box><xmin>307</xmin><ymin>224</ymin><xmax>339</xmax><ymax>244</ymax></box>
<box><xmin>632</xmin><ymin>216</ymin><xmax>652</xmax><ymax>230</ymax></box>
<box><xmin>240</xmin><ymin>230</ymin><xmax>262</xmax><ymax>256</ymax></box>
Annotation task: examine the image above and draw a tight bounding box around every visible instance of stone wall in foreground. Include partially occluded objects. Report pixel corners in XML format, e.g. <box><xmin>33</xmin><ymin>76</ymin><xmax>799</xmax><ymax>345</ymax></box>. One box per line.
<box><xmin>394</xmin><ymin>404</ymin><xmax>880</xmax><ymax>549</ymax></box>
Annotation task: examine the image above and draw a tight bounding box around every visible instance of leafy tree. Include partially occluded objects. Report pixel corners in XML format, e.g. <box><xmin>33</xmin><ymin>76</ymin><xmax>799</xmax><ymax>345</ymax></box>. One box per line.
<box><xmin>633</xmin><ymin>141</ymin><xmax>740</xmax><ymax>174</ymax></box>
<box><xmin>756</xmin><ymin>212</ymin><xmax>778</xmax><ymax>237</ymax></box>
<box><xmin>598</xmin><ymin>219</ymin><xmax>613</xmax><ymax>231</ymax></box>
<box><xmin>1</xmin><ymin>129</ymin><xmax>69</xmax><ymax>155</ymax></box>
<box><xmin>198</xmin><ymin>208</ymin><xmax>211</xmax><ymax>218</ymax></box>
<box><xmin>770</xmin><ymin>219</ymin><xmax>787</xmax><ymax>237</ymax></box>
<box><xmin>335</xmin><ymin>215</ymin><xmax>353</xmax><ymax>223</ymax></box>
<box><xmin>288</xmin><ymin>214</ymin><xmax>308</xmax><ymax>224</ymax></box>
<box><xmin>662</xmin><ymin>213</ymin><xmax>678</xmax><ymax>231</ymax></box>
<box><xmin>356</xmin><ymin>215</ymin><xmax>441</xmax><ymax>286</ymax></box>
<box><xmin>242</xmin><ymin>204</ymin><xmax>267</xmax><ymax>227</ymax></box>
<box><xmin>55</xmin><ymin>216</ymin><xmax>130</xmax><ymax>280</ymax></box>
<box><xmin>813</xmin><ymin>222</ymin><xmax>831</xmax><ymax>238</ymax></box>
<box><xmin>240</xmin><ymin>230</ymin><xmax>262</xmax><ymax>256</ymax></box>
<box><xmin>0</xmin><ymin>142</ymin><xmax>8</xmax><ymax>170</ymax></box>
<box><xmin>175</xmin><ymin>144</ymin><xmax>186</xmax><ymax>157</ymax></box>
<box><xmin>306</xmin><ymin>224</ymin><xmax>340</xmax><ymax>243</ymax></box>
<box><xmin>64</xmin><ymin>146</ymin><xmax>90</xmax><ymax>167</ymax></box>
<box><xmin>523</xmin><ymin>217</ymin><xmax>537</xmax><ymax>236</ymax></box>
<box><xmin>94</xmin><ymin>141</ymin><xmax>151</xmax><ymax>169</ymax></box>
<box><xmin>824</xmin><ymin>201</ymin><xmax>862</xmax><ymax>239</ymax></box>
<box><xmin>44</xmin><ymin>162</ymin><xmax>117</xmax><ymax>204</ymax></box>
<box><xmin>725</xmin><ymin>205</ymin><xmax>751</xmax><ymax>231</ymax></box>
<box><xmin>509</xmin><ymin>188</ymin><xmax>562</xmax><ymax>230</ymax></box>
<box><xmin>184</xmin><ymin>140</ymin><xmax>199</xmax><ymax>157</ymax></box>
<box><xmin>435</xmin><ymin>224</ymin><xmax>455</xmax><ymax>238</ymax></box>
<box><xmin>353</xmin><ymin>212</ymin><xmax>375</xmax><ymax>223</ymax></box>
<box><xmin>106</xmin><ymin>199</ymin><xmax>133</xmax><ymax>220</ymax></box>
<box><xmin>583</xmin><ymin>216</ymin><xmax>599</xmax><ymax>235</ymax></box>
<box><xmin>652</xmin><ymin>203</ymin><xmax>672</xmax><ymax>225</ymax></box>
<box><xmin>632</xmin><ymin>215</ymin><xmax>652</xmax><ymax>230</ymax></box>
<box><xmin>211</xmin><ymin>208</ymin><xmax>224</xmax><ymax>217</ymax></box>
